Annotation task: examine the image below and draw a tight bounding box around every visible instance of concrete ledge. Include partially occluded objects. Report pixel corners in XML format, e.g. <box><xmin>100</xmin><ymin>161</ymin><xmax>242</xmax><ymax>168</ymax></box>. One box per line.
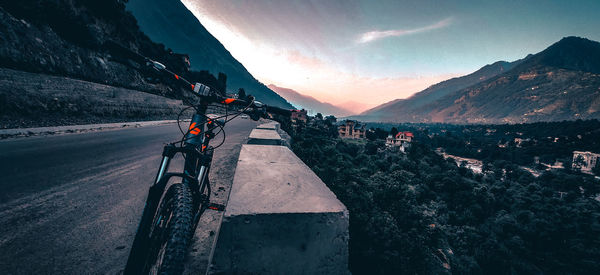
<box><xmin>256</xmin><ymin>121</ymin><xmax>280</xmax><ymax>131</ymax></box>
<box><xmin>247</xmin><ymin>129</ymin><xmax>283</xmax><ymax>145</ymax></box>
<box><xmin>209</xmin><ymin>145</ymin><xmax>349</xmax><ymax>274</ymax></box>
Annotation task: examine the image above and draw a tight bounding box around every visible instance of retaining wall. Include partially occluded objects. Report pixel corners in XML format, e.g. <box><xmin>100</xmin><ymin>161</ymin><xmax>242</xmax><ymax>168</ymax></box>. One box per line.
<box><xmin>208</xmin><ymin>122</ymin><xmax>349</xmax><ymax>274</ymax></box>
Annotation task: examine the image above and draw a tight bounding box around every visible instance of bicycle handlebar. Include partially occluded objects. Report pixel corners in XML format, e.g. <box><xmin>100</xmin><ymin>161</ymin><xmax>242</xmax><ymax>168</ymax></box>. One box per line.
<box><xmin>105</xmin><ymin>41</ymin><xmax>293</xmax><ymax>119</ymax></box>
<box><xmin>265</xmin><ymin>105</ymin><xmax>292</xmax><ymax>116</ymax></box>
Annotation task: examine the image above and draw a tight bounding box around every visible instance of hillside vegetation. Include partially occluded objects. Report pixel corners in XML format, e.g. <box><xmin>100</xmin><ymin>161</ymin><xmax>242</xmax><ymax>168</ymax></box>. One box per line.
<box><xmin>291</xmin><ymin>119</ymin><xmax>600</xmax><ymax>274</ymax></box>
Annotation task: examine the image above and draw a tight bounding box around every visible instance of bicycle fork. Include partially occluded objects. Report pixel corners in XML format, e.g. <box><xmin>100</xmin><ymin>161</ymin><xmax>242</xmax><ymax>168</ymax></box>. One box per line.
<box><xmin>125</xmin><ymin>144</ymin><xmax>203</xmax><ymax>274</ymax></box>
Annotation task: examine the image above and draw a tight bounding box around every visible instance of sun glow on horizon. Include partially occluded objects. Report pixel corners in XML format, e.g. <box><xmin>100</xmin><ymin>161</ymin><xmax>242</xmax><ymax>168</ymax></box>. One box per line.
<box><xmin>181</xmin><ymin>1</ymin><xmax>460</xmax><ymax>108</ymax></box>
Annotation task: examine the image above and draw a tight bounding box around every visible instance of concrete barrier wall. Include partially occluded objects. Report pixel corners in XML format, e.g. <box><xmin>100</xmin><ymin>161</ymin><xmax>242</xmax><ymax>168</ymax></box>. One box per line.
<box><xmin>208</xmin><ymin>123</ymin><xmax>349</xmax><ymax>274</ymax></box>
<box><xmin>256</xmin><ymin>121</ymin><xmax>280</xmax><ymax>131</ymax></box>
<box><xmin>247</xmin><ymin>128</ymin><xmax>283</xmax><ymax>145</ymax></box>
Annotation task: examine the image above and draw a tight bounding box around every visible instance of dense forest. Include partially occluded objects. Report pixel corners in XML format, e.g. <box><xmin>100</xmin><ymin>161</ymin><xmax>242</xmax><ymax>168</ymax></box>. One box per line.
<box><xmin>365</xmin><ymin>120</ymin><xmax>600</xmax><ymax>167</ymax></box>
<box><xmin>290</xmin><ymin>118</ymin><xmax>600</xmax><ymax>274</ymax></box>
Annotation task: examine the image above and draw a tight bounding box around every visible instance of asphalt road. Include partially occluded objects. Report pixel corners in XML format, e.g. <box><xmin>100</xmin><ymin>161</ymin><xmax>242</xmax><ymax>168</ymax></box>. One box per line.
<box><xmin>0</xmin><ymin>119</ymin><xmax>258</xmax><ymax>274</ymax></box>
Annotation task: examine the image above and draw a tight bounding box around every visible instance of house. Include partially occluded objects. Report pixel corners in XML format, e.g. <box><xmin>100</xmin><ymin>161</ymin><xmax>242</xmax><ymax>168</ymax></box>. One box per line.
<box><xmin>291</xmin><ymin>109</ymin><xmax>307</xmax><ymax>123</ymax></box>
<box><xmin>386</xmin><ymin>131</ymin><xmax>414</xmax><ymax>152</ymax></box>
<box><xmin>572</xmin><ymin>151</ymin><xmax>600</xmax><ymax>174</ymax></box>
<box><xmin>514</xmin><ymin>137</ymin><xmax>531</xmax><ymax>147</ymax></box>
<box><xmin>338</xmin><ymin>120</ymin><xmax>366</xmax><ymax>139</ymax></box>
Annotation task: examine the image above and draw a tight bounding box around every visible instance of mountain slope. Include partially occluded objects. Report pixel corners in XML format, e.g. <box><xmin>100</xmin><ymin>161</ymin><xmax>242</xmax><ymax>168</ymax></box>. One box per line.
<box><xmin>357</xmin><ymin>36</ymin><xmax>600</xmax><ymax>124</ymax></box>
<box><xmin>358</xmin><ymin>59</ymin><xmax>524</xmax><ymax>121</ymax></box>
<box><xmin>267</xmin><ymin>84</ymin><xmax>352</xmax><ymax>116</ymax></box>
<box><xmin>418</xmin><ymin>36</ymin><xmax>600</xmax><ymax>124</ymax></box>
<box><xmin>0</xmin><ymin>1</ymin><xmax>182</xmax><ymax>95</ymax></box>
<box><xmin>0</xmin><ymin>1</ymin><xmax>206</xmax><ymax>127</ymax></box>
<box><xmin>126</xmin><ymin>0</ymin><xmax>292</xmax><ymax>108</ymax></box>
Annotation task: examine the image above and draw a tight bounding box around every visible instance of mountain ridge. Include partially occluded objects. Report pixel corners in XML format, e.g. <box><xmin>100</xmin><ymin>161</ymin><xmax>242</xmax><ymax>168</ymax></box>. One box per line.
<box><xmin>267</xmin><ymin>84</ymin><xmax>353</xmax><ymax>116</ymax></box>
<box><xmin>356</xmin><ymin>58</ymin><xmax>525</xmax><ymax>120</ymax></box>
<box><xmin>126</xmin><ymin>0</ymin><xmax>293</xmax><ymax>108</ymax></box>
<box><xmin>355</xmin><ymin>36</ymin><xmax>600</xmax><ymax>124</ymax></box>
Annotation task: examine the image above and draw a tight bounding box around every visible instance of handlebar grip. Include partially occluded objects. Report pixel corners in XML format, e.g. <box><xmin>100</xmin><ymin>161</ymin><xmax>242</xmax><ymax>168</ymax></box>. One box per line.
<box><xmin>265</xmin><ymin>106</ymin><xmax>292</xmax><ymax>117</ymax></box>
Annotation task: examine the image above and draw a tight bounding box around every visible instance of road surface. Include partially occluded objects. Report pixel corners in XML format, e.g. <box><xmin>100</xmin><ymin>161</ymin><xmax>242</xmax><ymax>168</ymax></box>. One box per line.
<box><xmin>0</xmin><ymin>119</ymin><xmax>258</xmax><ymax>274</ymax></box>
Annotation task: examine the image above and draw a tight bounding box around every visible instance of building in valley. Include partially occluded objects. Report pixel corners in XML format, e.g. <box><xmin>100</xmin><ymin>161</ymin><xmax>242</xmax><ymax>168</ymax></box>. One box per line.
<box><xmin>572</xmin><ymin>151</ymin><xmax>600</xmax><ymax>174</ymax></box>
<box><xmin>291</xmin><ymin>109</ymin><xmax>308</xmax><ymax>123</ymax></box>
<box><xmin>338</xmin><ymin>120</ymin><xmax>366</xmax><ymax>139</ymax></box>
<box><xmin>386</xmin><ymin>131</ymin><xmax>414</xmax><ymax>152</ymax></box>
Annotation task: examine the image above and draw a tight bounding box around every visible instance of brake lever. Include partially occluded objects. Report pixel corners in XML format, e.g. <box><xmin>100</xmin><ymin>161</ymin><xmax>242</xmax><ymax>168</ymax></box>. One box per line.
<box><xmin>148</xmin><ymin>60</ymin><xmax>167</xmax><ymax>71</ymax></box>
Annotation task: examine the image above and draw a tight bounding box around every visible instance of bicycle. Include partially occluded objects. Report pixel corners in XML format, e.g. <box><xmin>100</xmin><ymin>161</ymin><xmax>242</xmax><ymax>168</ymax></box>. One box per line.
<box><xmin>106</xmin><ymin>42</ymin><xmax>292</xmax><ymax>274</ymax></box>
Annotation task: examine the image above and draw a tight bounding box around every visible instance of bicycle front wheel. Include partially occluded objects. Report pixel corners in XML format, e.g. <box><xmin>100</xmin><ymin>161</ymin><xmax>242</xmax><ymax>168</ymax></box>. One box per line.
<box><xmin>145</xmin><ymin>183</ymin><xmax>195</xmax><ymax>275</ymax></box>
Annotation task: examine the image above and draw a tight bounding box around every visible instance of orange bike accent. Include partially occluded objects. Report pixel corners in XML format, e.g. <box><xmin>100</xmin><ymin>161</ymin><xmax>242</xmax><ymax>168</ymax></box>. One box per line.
<box><xmin>188</xmin><ymin>122</ymin><xmax>201</xmax><ymax>135</ymax></box>
<box><xmin>221</xmin><ymin>98</ymin><xmax>235</xmax><ymax>104</ymax></box>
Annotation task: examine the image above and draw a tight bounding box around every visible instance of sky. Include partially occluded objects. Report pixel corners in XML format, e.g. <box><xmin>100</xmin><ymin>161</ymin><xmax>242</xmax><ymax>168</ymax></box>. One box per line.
<box><xmin>181</xmin><ymin>0</ymin><xmax>600</xmax><ymax>111</ymax></box>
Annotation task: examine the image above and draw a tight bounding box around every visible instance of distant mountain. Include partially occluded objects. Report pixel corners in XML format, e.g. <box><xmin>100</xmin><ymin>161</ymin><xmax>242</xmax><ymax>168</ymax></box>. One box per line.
<box><xmin>355</xmin><ymin>36</ymin><xmax>600</xmax><ymax>124</ymax></box>
<box><xmin>267</xmin><ymin>84</ymin><xmax>352</xmax><ymax>117</ymax></box>
<box><xmin>357</xmin><ymin>59</ymin><xmax>525</xmax><ymax>121</ymax></box>
<box><xmin>126</xmin><ymin>0</ymin><xmax>292</xmax><ymax>109</ymax></box>
<box><xmin>340</xmin><ymin>101</ymin><xmax>378</xmax><ymax>114</ymax></box>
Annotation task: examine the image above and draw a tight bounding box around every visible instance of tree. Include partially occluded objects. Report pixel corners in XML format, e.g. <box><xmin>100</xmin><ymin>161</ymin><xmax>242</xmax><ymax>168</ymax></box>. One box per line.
<box><xmin>325</xmin><ymin>115</ymin><xmax>337</xmax><ymax>124</ymax></box>
<box><xmin>315</xmin><ymin>113</ymin><xmax>323</xmax><ymax>120</ymax></box>
<box><xmin>289</xmin><ymin>118</ymin><xmax>600</xmax><ymax>274</ymax></box>
<box><xmin>374</xmin><ymin>128</ymin><xmax>389</xmax><ymax>140</ymax></box>
<box><xmin>237</xmin><ymin>88</ymin><xmax>246</xmax><ymax>100</ymax></box>
<box><xmin>391</xmin><ymin>127</ymin><xmax>399</xmax><ymax>137</ymax></box>
<box><xmin>573</xmin><ymin>155</ymin><xmax>586</xmax><ymax>171</ymax></box>
<box><xmin>217</xmin><ymin>72</ymin><xmax>227</xmax><ymax>94</ymax></box>
<box><xmin>366</xmin><ymin>128</ymin><xmax>377</xmax><ymax>141</ymax></box>
<box><xmin>593</xmin><ymin>161</ymin><xmax>600</xmax><ymax>175</ymax></box>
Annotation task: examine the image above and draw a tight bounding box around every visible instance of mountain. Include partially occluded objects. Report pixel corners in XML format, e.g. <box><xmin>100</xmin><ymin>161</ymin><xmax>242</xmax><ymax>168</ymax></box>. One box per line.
<box><xmin>126</xmin><ymin>0</ymin><xmax>292</xmax><ymax>109</ymax></box>
<box><xmin>267</xmin><ymin>84</ymin><xmax>352</xmax><ymax>117</ymax></box>
<box><xmin>422</xmin><ymin>36</ymin><xmax>600</xmax><ymax>123</ymax></box>
<box><xmin>0</xmin><ymin>1</ymin><xmax>181</xmax><ymax>95</ymax></box>
<box><xmin>356</xmin><ymin>36</ymin><xmax>600</xmax><ymax>124</ymax></box>
<box><xmin>357</xmin><ymin>59</ymin><xmax>524</xmax><ymax>122</ymax></box>
<box><xmin>340</xmin><ymin>101</ymin><xmax>378</xmax><ymax>114</ymax></box>
<box><xmin>0</xmin><ymin>0</ymin><xmax>209</xmax><ymax>127</ymax></box>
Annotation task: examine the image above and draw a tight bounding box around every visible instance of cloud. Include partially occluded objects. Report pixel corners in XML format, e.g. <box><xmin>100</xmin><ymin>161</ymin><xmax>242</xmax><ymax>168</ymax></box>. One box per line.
<box><xmin>181</xmin><ymin>1</ymin><xmax>459</xmax><ymax>108</ymax></box>
<box><xmin>357</xmin><ymin>17</ymin><xmax>453</xmax><ymax>43</ymax></box>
